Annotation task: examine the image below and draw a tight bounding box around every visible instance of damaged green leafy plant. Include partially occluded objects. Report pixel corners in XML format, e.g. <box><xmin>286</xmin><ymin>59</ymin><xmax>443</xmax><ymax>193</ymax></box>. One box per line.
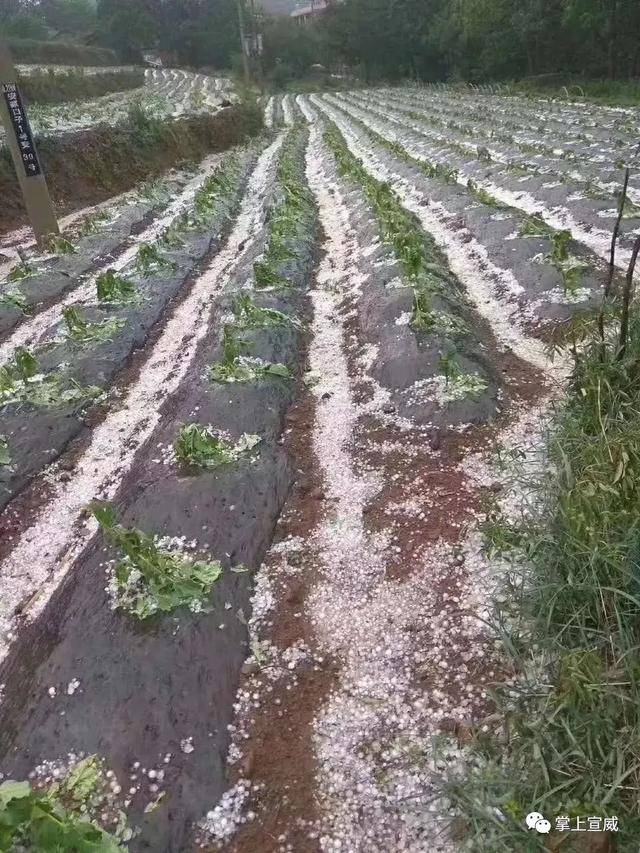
<box><xmin>175</xmin><ymin>423</ymin><xmax>261</xmax><ymax>470</ymax></box>
<box><xmin>92</xmin><ymin>502</ymin><xmax>223</xmax><ymax>619</ymax></box>
<box><xmin>232</xmin><ymin>294</ymin><xmax>301</xmax><ymax>330</ymax></box>
<box><xmin>178</xmin><ymin>154</ymin><xmax>243</xmax><ymax>232</ymax></box>
<box><xmin>96</xmin><ymin>270</ymin><xmax>139</xmax><ymax>305</ymax></box>
<box><xmin>78</xmin><ymin>210</ymin><xmax>110</xmax><ymax>238</ymax></box>
<box><xmin>520</xmin><ymin>218</ymin><xmax>588</xmax><ymax>295</ymax></box>
<box><xmin>371</xmin><ymin>128</ymin><xmax>458</xmax><ymax>184</ymax></box>
<box><xmin>135</xmin><ymin>243</ymin><xmax>176</xmax><ymax>275</ymax></box>
<box><xmin>7</xmin><ymin>260</ymin><xmax>34</xmax><ymax>283</ymax></box>
<box><xmin>412</xmin><ymin>289</ymin><xmax>469</xmax><ymax>337</ymax></box>
<box><xmin>0</xmin><ymin>289</ymin><xmax>28</xmax><ymax>313</ymax></box>
<box><xmin>0</xmin><ymin>435</ymin><xmax>10</xmax><ymax>467</ymax></box>
<box><xmin>63</xmin><ymin>307</ymin><xmax>125</xmax><ymax>346</ymax></box>
<box><xmin>0</xmin><ymin>346</ymin><xmax>101</xmax><ymax>408</ymax></box>
<box><xmin>44</xmin><ymin>235</ymin><xmax>76</xmax><ymax>256</ymax></box>
<box><xmin>159</xmin><ymin>224</ymin><xmax>185</xmax><ymax>249</ymax></box>
<box><xmin>207</xmin><ymin>325</ymin><xmax>293</xmax><ymax>384</ymax></box>
<box><xmin>0</xmin><ymin>758</ymin><xmax>125</xmax><ymax>851</ymax></box>
<box><xmin>438</xmin><ymin>352</ymin><xmax>487</xmax><ymax>400</ymax></box>
<box><xmin>467</xmin><ymin>179</ymin><xmax>509</xmax><ymax>210</ymax></box>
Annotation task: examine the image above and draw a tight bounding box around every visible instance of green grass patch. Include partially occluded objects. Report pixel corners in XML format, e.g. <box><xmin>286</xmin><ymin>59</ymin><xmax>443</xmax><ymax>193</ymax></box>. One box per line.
<box><xmin>448</xmin><ymin>307</ymin><xmax>640</xmax><ymax>849</ymax></box>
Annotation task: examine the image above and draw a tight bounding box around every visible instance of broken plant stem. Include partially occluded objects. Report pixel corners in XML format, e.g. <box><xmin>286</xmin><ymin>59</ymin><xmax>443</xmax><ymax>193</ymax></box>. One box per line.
<box><xmin>598</xmin><ymin>166</ymin><xmax>629</xmax><ymax>356</ymax></box>
<box><xmin>616</xmin><ymin>233</ymin><xmax>640</xmax><ymax>361</ymax></box>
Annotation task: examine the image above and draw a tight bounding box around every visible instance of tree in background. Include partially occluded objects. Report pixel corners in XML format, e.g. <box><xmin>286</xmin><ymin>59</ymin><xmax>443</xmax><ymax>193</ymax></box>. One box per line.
<box><xmin>39</xmin><ymin>0</ymin><xmax>96</xmax><ymax>33</ymax></box>
<box><xmin>262</xmin><ymin>17</ymin><xmax>325</xmax><ymax>86</ymax></box>
<box><xmin>318</xmin><ymin>0</ymin><xmax>640</xmax><ymax>83</ymax></box>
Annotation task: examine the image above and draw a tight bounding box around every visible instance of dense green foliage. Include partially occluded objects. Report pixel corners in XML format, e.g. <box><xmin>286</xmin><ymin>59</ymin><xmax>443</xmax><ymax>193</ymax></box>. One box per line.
<box><xmin>6</xmin><ymin>37</ymin><xmax>119</xmax><ymax>66</ymax></box>
<box><xmin>3</xmin><ymin>0</ymin><xmax>640</xmax><ymax>85</ymax></box>
<box><xmin>262</xmin><ymin>0</ymin><xmax>640</xmax><ymax>87</ymax></box>
<box><xmin>1</xmin><ymin>0</ymin><xmax>240</xmax><ymax>66</ymax></box>
<box><xmin>94</xmin><ymin>0</ymin><xmax>241</xmax><ymax>65</ymax></box>
<box><xmin>321</xmin><ymin>0</ymin><xmax>640</xmax><ymax>83</ymax></box>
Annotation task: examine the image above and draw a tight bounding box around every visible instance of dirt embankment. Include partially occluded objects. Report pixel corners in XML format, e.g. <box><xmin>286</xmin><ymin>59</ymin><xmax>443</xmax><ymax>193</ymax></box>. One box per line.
<box><xmin>0</xmin><ymin>104</ymin><xmax>263</xmax><ymax>235</ymax></box>
<box><xmin>18</xmin><ymin>69</ymin><xmax>145</xmax><ymax>105</ymax></box>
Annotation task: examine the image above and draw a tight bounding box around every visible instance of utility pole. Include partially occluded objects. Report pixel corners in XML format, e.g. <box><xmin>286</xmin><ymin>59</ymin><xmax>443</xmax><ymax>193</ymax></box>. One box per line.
<box><xmin>247</xmin><ymin>0</ymin><xmax>264</xmax><ymax>88</ymax></box>
<box><xmin>0</xmin><ymin>36</ymin><xmax>59</xmax><ymax>245</ymax></box>
<box><xmin>236</xmin><ymin>0</ymin><xmax>250</xmax><ymax>83</ymax></box>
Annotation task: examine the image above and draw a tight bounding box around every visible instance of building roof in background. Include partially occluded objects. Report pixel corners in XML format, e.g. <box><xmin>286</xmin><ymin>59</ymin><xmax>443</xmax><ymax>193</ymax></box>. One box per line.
<box><xmin>291</xmin><ymin>0</ymin><xmax>329</xmax><ymax>18</ymax></box>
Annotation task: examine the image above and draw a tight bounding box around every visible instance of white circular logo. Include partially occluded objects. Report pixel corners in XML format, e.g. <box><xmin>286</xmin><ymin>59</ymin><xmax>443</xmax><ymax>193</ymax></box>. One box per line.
<box><xmin>525</xmin><ymin>812</ymin><xmax>545</xmax><ymax>830</ymax></box>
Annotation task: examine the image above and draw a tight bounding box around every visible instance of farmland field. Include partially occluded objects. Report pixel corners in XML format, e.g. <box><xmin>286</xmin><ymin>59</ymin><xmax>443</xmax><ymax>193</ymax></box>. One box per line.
<box><xmin>0</xmin><ymin>78</ymin><xmax>638</xmax><ymax>852</ymax></box>
<box><xmin>1</xmin><ymin>68</ymin><xmax>235</xmax><ymax>142</ymax></box>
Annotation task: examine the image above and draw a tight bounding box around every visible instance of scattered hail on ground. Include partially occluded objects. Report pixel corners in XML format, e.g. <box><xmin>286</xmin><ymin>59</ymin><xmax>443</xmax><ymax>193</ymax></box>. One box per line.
<box><xmin>0</xmin><ymin>78</ymin><xmax>637</xmax><ymax>852</ymax></box>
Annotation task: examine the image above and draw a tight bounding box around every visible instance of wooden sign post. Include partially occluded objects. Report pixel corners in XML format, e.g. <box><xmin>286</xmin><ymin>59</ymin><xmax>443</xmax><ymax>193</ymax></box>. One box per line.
<box><xmin>0</xmin><ymin>37</ymin><xmax>59</xmax><ymax>245</ymax></box>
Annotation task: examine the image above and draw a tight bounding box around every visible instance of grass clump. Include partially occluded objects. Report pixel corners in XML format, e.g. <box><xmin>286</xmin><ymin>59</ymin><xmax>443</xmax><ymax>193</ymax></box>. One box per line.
<box><xmin>96</xmin><ymin>270</ymin><xmax>139</xmax><ymax>305</ymax></box>
<box><xmin>92</xmin><ymin>502</ymin><xmax>223</xmax><ymax>619</ymax></box>
<box><xmin>0</xmin><ymin>347</ymin><xmax>100</xmax><ymax>409</ymax></box>
<box><xmin>175</xmin><ymin>424</ymin><xmax>261</xmax><ymax>470</ymax></box>
<box><xmin>63</xmin><ymin>307</ymin><xmax>125</xmax><ymax>347</ymax></box>
<box><xmin>448</xmin><ymin>303</ymin><xmax>640</xmax><ymax>846</ymax></box>
<box><xmin>0</xmin><ymin>756</ymin><xmax>128</xmax><ymax>851</ymax></box>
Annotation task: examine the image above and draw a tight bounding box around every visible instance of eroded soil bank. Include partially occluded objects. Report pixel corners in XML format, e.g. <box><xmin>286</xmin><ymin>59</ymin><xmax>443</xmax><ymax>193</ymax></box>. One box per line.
<box><xmin>0</xmin><ymin>104</ymin><xmax>262</xmax><ymax>235</ymax></box>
